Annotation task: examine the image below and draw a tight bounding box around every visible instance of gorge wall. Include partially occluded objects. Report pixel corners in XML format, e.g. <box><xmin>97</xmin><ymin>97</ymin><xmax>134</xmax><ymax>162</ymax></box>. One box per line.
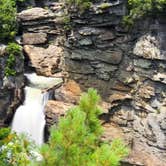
<box><xmin>63</xmin><ymin>2</ymin><xmax>166</xmax><ymax>165</ymax></box>
<box><xmin>0</xmin><ymin>0</ymin><xmax>166</xmax><ymax>165</ymax></box>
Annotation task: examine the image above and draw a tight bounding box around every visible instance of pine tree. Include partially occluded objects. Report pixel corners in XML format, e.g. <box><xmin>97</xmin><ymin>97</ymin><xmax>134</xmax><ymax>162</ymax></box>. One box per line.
<box><xmin>36</xmin><ymin>88</ymin><xmax>129</xmax><ymax>166</ymax></box>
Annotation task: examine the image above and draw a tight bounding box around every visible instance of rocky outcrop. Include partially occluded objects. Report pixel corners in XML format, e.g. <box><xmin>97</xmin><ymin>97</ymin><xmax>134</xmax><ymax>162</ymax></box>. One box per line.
<box><xmin>18</xmin><ymin>6</ymin><xmax>64</xmax><ymax>36</ymax></box>
<box><xmin>18</xmin><ymin>5</ymin><xmax>65</xmax><ymax>77</ymax></box>
<box><xmin>0</xmin><ymin>45</ymin><xmax>24</xmax><ymax>127</ymax></box>
<box><xmin>24</xmin><ymin>45</ymin><xmax>63</xmax><ymax>76</ymax></box>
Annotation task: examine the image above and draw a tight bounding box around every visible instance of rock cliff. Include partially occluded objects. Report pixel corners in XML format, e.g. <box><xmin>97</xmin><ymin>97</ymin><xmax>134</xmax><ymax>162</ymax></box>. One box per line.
<box><xmin>63</xmin><ymin>2</ymin><xmax>166</xmax><ymax>165</ymax></box>
<box><xmin>1</xmin><ymin>0</ymin><xmax>165</xmax><ymax>165</ymax></box>
<box><xmin>0</xmin><ymin>45</ymin><xmax>24</xmax><ymax>127</ymax></box>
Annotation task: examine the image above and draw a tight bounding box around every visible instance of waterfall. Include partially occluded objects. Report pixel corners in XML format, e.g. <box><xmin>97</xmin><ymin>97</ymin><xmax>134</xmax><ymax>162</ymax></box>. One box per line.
<box><xmin>12</xmin><ymin>73</ymin><xmax>62</xmax><ymax>145</ymax></box>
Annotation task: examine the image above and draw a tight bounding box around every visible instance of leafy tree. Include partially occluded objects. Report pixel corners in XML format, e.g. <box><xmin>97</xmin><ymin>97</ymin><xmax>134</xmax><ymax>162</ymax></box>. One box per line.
<box><xmin>35</xmin><ymin>88</ymin><xmax>129</xmax><ymax>166</ymax></box>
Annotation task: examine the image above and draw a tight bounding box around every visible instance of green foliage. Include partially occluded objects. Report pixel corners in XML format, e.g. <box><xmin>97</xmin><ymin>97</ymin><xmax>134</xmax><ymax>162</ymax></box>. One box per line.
<box><xmin>0</xmin><ymin>0</ymin><xmax>17</xmax><ymax>41</ymax></box>
<box><xmin>0</xmin><ymin>89</ymin><xmax>129</xmax><ymax>166</ymax></box>
<box><xmin>0</xmin><ymin>128</ymin><xmax>11</xmax><ymax>146</ymax></box>
<box><xmin>90</xmin><ymin>140</ymin><xmax>129</xmax><ymax>166</ymax></box>
<box><xmin>6</xmin><ymin>42</ymin><xmax>22</xmax><ymax>56</ymax></box>
<box><xmin>4</xmin><ymin>43</ymin><xmax>22</xmax><ymax>77</ymax></box>
<box><xmin>79</xmin><ymin>88</ymin><xmax>102</xmax><ymax>136</ymax></box>
<box><xmin>0</xmin><ymin>128</ymin><xmax>34</xmax><ymax>166</ymax></box>
<box><xmin>124</xmin><ymin>0</ymin><xmax>166</xmax><ymax>26</ymax></box>
<box><xmin>35</xmin><ymin>88</ymin><xmax>129</xmax><ymax>166</ymax></box>
<box><xmin>0</xmin><ymin>0</ymin><xmax>25</xmax><ymax>42</ymax></box>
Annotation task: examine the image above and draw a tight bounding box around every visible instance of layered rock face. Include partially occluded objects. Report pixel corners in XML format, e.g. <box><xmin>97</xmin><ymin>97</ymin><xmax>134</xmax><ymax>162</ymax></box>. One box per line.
<box><xmin>18</xmin><ymin>5</ymin><xmax>65</xmax><ymax>76</ymax></box>
<box><xmin>64</xmin><ymin>1</ymin><xmax>127</xmax><ymax>94</ymax></box>
<box><xmin>63</xmin><ymin>2</ymin><xmax>166</xmax><ymax>166</ymax></box>
<box><xmin>17</xmin><ymin>0</ymin><xmax>166</xmax><ymax>165</ymax></box>
<box><xmin>0</xmin><ymin>45</ymin><xmax>24</xmax><ymax>127</ymax></box>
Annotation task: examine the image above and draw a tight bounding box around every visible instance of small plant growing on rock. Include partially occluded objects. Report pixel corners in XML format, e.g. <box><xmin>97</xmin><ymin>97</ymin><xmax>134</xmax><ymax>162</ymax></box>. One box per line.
<box><xmin>36</xmin><ymin>88</ymin><xmax>129</xmax><ymax>166</ymax></box>
<box><xmin>4</xmin><ymin>43</ymin><xmax>22</xmax><ymax>77</ymax></box>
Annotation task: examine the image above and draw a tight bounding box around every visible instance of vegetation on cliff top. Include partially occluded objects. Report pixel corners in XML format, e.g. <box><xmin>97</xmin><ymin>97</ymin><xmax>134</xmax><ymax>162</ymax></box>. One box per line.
<box><xmin>0</xmin><ymin>0</ymin><xmax>17</xmax><ymax>42</ymax></box>
<box><xmin>124</xmin><ymin>0</ymin><xmax>166</xmax><ymax>25</ymax></box>
<box><xmin>1</xmin><ymin>0</ymin><xmax>166</xmax><ymax>40</ymax></box>
<box><xmin>0</xmin><ymin>89</ymin><xmax>129</xmax><ymax>166</ymax></box>
<box><xmin>0</xmin><ymin>0</ymin><xmax>25</xmax><ymax>42</ymax></box>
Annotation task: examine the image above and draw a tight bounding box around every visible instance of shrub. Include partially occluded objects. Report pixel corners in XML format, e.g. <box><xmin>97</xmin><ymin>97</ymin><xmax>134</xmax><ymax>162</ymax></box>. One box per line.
<box><xmin>0</xmin><ymin>128</ymin><xmax>35</xmax><ymax>166</ymax></box>
<box><xmin>4</xmin><ymin>43</ymin><xmax>22</xmax><ymax>77</ymax></box>
<box><xmin>6</xmin><ymin>42</ymin><xmax>22</xmax><ymax>56</ymax></box>
<box><xmin>35</xmin><ymin>88</ymin><xmax>129</xmax><ymax>166</ymax></box>
<box><xmin>0</xmin><ymin>0</ymin><xmax>17</xmax><ymax>41</ymax></box>
<box><xmin>0</xmin><ymin>0</ymin><xmax>26</xmax><ymax>42</ymax></box>
<box><xmin>0</xmin><ymin>128</ymin><xmax>11</xmax><ymax>146</ymax></box>
<box><xmin>124</xmin><ymin>0</ymin><xmax>166</xmax><ymax>26</ymax></box>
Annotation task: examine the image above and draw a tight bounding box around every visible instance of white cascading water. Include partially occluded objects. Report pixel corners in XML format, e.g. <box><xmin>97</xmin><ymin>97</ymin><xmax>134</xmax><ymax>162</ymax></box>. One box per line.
<box><xmin>12</xmin><ymin>73</ymin><xmax>62</xmax><ymax>145</ymax></box>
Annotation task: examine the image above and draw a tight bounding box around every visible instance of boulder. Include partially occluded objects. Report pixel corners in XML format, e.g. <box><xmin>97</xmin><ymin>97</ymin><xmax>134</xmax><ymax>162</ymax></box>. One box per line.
<box><xmin>133</xmin><ymin>34</ymin><xmax>166</xmax><ymax>60</ymax></box>
<box><xmin>18</xmin><ymin>7</ymin><xmax>53</xmax><ymax>21</ymax></box>
<box><xmin>22</xmin><ymin>33</ymin><xmax>47</xmax><ymax>45</ymax></box>
<box><xmin>24</xmin><ymin>45</ymin><xmax>63</xmax><ymax>76</ymax></box>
